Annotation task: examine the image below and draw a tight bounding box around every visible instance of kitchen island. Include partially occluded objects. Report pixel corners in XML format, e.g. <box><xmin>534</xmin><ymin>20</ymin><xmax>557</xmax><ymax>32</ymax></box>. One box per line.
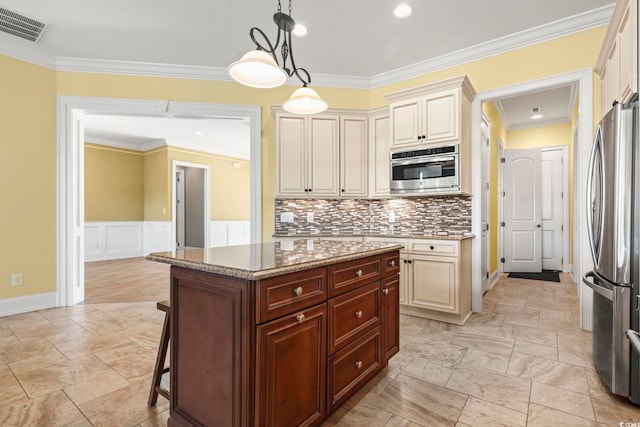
<box><xmin>147</xmin><ymin>239</ymin><xmax>402</xmax><ymax>427</ymax></box>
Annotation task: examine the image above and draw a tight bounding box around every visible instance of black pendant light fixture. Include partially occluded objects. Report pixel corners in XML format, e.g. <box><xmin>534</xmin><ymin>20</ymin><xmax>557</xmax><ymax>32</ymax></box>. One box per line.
<box><xmin>228</xmin><ymin>0</ymin><xmax>328</xmax><ymax>114</ymax></box>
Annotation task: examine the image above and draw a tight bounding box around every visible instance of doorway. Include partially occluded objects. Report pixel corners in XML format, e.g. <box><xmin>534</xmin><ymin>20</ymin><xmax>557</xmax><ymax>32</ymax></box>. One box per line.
<box><xmin>501</xmin><ymin>146</ymin><xmax>568</xmax><ymax>273</ymax></box>
<box><xmin>57</xmin><ymin>97</ymin><xmax>262</xmax><ymax>306</ymax></box>
<box><xmin>173</xmin><ymin>162</ymin><xmax>209</xmax><ymax>250</ymax></box>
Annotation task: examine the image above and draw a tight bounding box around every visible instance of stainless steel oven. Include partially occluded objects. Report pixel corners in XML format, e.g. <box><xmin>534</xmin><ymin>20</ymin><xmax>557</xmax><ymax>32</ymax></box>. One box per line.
<box><xmin>389</xmin><ymin>144</ymin><xmax>459</xmax><ymax>194</ymax></box>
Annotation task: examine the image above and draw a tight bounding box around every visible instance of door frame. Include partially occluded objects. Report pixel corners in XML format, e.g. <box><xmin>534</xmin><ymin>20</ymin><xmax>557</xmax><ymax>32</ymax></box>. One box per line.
<box><xmin>56</xmin><ymin>96</ymin><xmax>261</xmax><ymax>306</ymax></box>
<box><xmin>172</xmin><ymin>161</ymin><xmax>210</xmax><ymax>250</ymax></box>
<box><xmin>471</xmin><ymin>68</ymin><xmax>593</xmax><ymax>330</ymax></box>
<box><xmin>480</xmin><ymin>113</ymin><xmax>490</xmax><ymax>293</ymax></box>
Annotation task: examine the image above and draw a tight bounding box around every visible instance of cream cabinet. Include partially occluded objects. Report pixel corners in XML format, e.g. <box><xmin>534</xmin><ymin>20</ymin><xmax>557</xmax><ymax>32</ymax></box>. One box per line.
<box><xmin>368</xmin><ymin>108</ymin><xmax>391</xmax><ymax>197</ymax></box>
<box><xmin>365</xmin><ymin>236</ymin><xmax>472</xmax><ymax>325</ymax></box>
<box><xmin>275</xmin><ymin>109</ymin><xmax>368</xmax><ymax>198</ymax></box>
<box><xmin>385</xmin><ymin>76</ymin><xmax>475</xmax><ymax>149</ymax></box>
<box><xmin>597</xmin><ymin>0</ymin><xmax>637</xmax><ymax>115</ymax></box>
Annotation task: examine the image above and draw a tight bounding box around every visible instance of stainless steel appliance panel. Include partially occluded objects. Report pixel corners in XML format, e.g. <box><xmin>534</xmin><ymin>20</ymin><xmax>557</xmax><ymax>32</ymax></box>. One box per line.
<box><xmin>389</xmin><ymin>144</ymin><xmax>459</xmax><ymax>194</ymax></box>
<box><xmin>587</xmin><ymin>103</ymin><xmax>634</xmax><ymax>285</ymax></box>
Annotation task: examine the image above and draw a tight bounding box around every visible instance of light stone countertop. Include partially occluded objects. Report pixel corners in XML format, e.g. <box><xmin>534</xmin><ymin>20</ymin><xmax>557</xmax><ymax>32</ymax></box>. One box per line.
<box><xmin>147</xmin><ymin>240</ymin><xmax>403</xmax><ymax>280</ymax></box>
<box><xmin>273</xmin><ymin>233</ymin><xmax>475</xmax><ymax>241</ymax></box>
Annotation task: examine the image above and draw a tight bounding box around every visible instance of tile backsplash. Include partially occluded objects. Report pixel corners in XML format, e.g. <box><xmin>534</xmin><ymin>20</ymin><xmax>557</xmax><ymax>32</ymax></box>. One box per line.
<box><xmin>275</xmin><ymin>196</ymin><xmax>472</xmax><ymax>236</ymax></box>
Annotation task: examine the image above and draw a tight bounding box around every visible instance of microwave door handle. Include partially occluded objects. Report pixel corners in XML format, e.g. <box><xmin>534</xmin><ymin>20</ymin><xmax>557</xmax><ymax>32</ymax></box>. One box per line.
<box><xmin>586</xmin><ymin>127</ymin><xmax>603</xmax><ymax>265</ymax></box>
<box><xmin>393</xmin><ymin>156</ymin><xmax>455</xmax><ymax>166</ymax></box>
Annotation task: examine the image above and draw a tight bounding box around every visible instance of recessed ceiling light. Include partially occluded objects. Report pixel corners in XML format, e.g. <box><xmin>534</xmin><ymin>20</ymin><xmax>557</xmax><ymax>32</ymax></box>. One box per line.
<box><xmin>292</xmin><ymin>24</ymin><xmax>307</xmax><ymax>37</ymax></box>
<box><xmin>195</xmin><ymin>131</ymin><xmax>204</xmax><ymax>136</ymax></box>
<box><xmin>531</xmin><ymin>107</ymin><xmax>543</xmax><ymax>120</ymax></box>
<box><xmin>394</xmin><ymin>4</ymin><xmax>412</xmax><ymax>19</ymax></box>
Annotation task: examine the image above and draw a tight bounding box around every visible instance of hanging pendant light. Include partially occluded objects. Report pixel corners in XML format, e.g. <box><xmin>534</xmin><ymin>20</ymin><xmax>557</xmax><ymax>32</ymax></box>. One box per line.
<box><xmin>227</xmin><ymin>0</ymin><xmax>327</xmax><ymax>114</ymax></box>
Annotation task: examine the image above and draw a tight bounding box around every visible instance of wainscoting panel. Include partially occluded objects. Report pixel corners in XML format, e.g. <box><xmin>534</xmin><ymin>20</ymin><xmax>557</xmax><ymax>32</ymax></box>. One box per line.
<box><xmin>143</xmin><ymin>221</ymin><xmax>173</xmax><ymax>255</ymax></box>
<box><xmin>85</xmin><ymin>221</ymin><xmax>172</xmax><ymax>262</ymax></box>
<box><xmin>210</xmin><ymin>221</ymin><xmax>251</xmax><ymax>247</ymax></box>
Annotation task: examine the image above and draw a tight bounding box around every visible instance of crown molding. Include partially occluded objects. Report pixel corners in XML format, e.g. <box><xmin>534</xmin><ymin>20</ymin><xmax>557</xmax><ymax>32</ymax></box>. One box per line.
<box><xmin>508</xmin><ymin>117</ymin><xmax>571</xmax><ymax>131</ymax></box>
<box><xmin>85</xmin><ymin>134</ymin><xmax>167</xmax><ymax>152</ymax></box>
<box><xmin>0</xmin><ymin>5</ymin><xmax>613</xmax><ymax>89</ymax></box>
<box><xmin>370</xmin><ymin>4</ymin><xmax>613</xmax><ymax>89</ymax></box>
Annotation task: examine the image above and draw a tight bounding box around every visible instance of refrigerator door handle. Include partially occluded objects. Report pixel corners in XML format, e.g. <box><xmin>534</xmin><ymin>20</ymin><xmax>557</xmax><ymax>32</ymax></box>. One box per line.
<box><xmin>586</xmin><ymin>127</ymin><xmax>604</xmax><ymax>266</ymax></box>
<box><xmin>627</xmin><ymin>330</ymin><xmax>640</xmax><ymax>355</ymax></box>
<box><xmin>582</xmin><ymin>271</ymin><xmax>613</xmax><ymax>301</ymax></box>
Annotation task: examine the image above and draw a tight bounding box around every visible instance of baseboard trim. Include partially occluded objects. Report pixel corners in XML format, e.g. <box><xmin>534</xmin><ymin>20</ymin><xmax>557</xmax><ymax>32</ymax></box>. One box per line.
<box><xmin>0</xmin><ymin>292</ymin><xmax>57</xmax><ymax>317</ymax></box>
<box><xmin>488</xmin><ymin>270</ymin><xmax>500</xmax><ymax>291</ymax></box>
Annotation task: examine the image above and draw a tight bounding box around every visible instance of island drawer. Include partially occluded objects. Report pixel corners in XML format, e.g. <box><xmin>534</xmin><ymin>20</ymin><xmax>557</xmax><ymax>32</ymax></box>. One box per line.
<box><xmin>328</xmin><ymin>255</ymin><xmax>381</xmax><ymax>297</ymax></box>
<box><xmin>257</xmin><ymin>267</ymin><xmax>327</xmax><ymax>323</ymax></box>
<box><xmin>381</xmin><ymin>251</ymin><xmax>400</xmax><ymax>276</ymax></box>
<box><xmin>327</xmin><ymin>326</ymin><xmax>382</xmax><ymax>412</ymax></box>
<box><xmin>328</xmin><ymin>282</ymin><xmax>381</xmax><ymax>354</ymax></box>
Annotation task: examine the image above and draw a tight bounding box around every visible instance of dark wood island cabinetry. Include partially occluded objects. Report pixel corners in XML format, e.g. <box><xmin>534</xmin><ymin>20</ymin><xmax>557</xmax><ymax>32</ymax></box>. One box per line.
<box><xmin>148</xmin><ymin>240</ymin><xmax>402</xmax><ymax>427</ymax></box>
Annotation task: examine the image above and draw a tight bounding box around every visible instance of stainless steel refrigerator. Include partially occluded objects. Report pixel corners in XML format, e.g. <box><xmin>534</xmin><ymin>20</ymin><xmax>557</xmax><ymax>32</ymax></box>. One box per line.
<box><xmin>583</xmin><ymin>99</ymin><xmax>639</xmax><ymax>404</ymax></box>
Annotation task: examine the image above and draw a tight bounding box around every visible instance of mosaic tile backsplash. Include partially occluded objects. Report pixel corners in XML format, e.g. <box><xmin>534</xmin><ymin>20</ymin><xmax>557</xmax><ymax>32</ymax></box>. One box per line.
<box><xmin>275</xmin><ymin>197</ymin><xmax>472</xmax><ymax>236</ymax></box>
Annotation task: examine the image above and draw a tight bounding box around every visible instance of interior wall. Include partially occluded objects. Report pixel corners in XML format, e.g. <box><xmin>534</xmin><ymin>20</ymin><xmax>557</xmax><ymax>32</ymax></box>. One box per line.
<box><xmin>505</xmin><ymin>122</ymin><xmax>573</xmax><ymax>149</ymax></box>
<box><xmin>84</xmin><ymin>143</ymin><xmax>144</xmax><ymax>221</ymax></box>
<box><xmin>143</xmin><ymin>148</ymin><xmax>169</xmax><ymax>221</ymax></box>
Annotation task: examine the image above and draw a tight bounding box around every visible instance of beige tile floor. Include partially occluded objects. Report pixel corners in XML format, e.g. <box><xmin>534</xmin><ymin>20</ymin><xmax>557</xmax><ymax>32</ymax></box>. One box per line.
<box><xmin>1</xmin><ymin>270</ymin><xmax>639</xmax><ymax>426</ymax></box>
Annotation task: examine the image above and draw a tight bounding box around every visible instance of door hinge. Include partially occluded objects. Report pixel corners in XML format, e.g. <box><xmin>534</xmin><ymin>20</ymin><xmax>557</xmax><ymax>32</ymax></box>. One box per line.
<box><xmin>500</xmin><ymin>158</ymin><xmax>506</xmax><ymax>163</ymax></box>
<box><xmin>500</xmin><ymin>222</ymin><xmax>505</xmax><ymax>227</ymax></box>
<box><xmin>561</xmin><ymin>225</ymin><xmax>564</xmax><ymax>232</ymax></box>
<box><xmin>500</xmin><ymin>258</ymin><xmax>505</xmax><ymax>263</ymax></box>
<box><xmin>561</xmin><ymin>191</ymin><xmax>564</xmax><ymax>199</ymax></box>
<box><xmin>486</xmin><ymin>272</ymin><xmax>489</xmax><ymax>279</ymax></box>
<box><xmin>561</xmin><ymin>257</ymin><xmax>564</xmax><ymax>265</ymax></box>
<box><xmin>501</xmin><ymin>191</ymin><xmax>506</xmax><ymax>197</ymax></box>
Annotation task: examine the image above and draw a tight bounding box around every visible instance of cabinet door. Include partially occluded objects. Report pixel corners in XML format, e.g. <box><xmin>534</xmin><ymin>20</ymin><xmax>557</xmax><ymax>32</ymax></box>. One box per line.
<box><xmin>276</xmin><ymin>114</ymin><xmax>307</xmax><ymax>196</ymax></box>
<box><xmin>340</xmin><ymin>115</ymin><xmax>368</xmax><ymax>197</ymax></box>
<box><xmin>607</xmin><ymin>38</ymin><xmax>620</xmax><ymax>106</ymax></box>
<box><xmin>308</xmin><ymin>115</ymin><xmax>340</xmax><ymax>197</ymax></box>
<box><xmin>399</xmin><ymin>253</ymin><xmax>409</xmax><ymax>305</ymax></box>
<box><xmin>390</xmin><ymin>98</ymin><xmax>421</xmax><ymax>147</ymax></box>
<box><xmin>256</xmin><ymin>304</ymin><xmax>326</xmax><ymax>427</ymax></box>
<box><xmin>423</xmin><ymin>89</ymin><xmax>459</xmax><ymax>143</ymax></box>
<box><xmin>409</xmin><ymin>254</ymin><xmax>458</xmax><ymax>313</ymax></box>
<box><xmin>368</xmin><ymin>113</ymin><xmax>391</xmax><ymax>197</ymax></box>
<box><xmin>618</xmin><ymin>1</ymin><xmax>636</xmax><ymax>103</ymax></box>
<box><xmin>382</xmin><ymin>275</ymin><xmax>400</xmax><ymax>363</ymax></box>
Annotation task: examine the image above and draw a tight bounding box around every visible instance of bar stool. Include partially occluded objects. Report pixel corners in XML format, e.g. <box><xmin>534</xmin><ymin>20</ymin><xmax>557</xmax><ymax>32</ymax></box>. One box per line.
<box><xmin>148</xmin><ymin>300</ymin><xmax>170</xmax><ymax>406</ymax></box>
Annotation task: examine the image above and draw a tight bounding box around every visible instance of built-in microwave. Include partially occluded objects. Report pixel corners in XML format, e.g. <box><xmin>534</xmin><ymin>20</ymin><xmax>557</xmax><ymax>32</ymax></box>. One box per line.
<box><xmin>389</xmin><ymin>144</ymin><xmax>459</xmax><ymax>194</ymax></box>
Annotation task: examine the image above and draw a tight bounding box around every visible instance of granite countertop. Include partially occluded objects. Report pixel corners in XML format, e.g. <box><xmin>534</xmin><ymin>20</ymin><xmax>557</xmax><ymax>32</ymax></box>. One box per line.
<box><xmin>273</xmin><ymin>233</ymin><xmax>475</xmax><ymax>241</ymax></box>
<box><xmin>146</xmin><ymin>240</ymin><xmax>403</xmax><ymax>280</ymax></box>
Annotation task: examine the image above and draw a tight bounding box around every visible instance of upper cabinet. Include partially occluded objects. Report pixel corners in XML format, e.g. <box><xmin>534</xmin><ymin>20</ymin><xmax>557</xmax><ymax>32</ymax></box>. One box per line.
<box><xmin>597</xmin><ymin>0</ymin><xmax>637</xmax><ymax>115</ymax></box>
<box><xmin>386</xmin><ymin>76</ymin><xmax>475</xmax><ymax>149</ymax></box>
<box><xmin>275</xmin><ymin>108</ymin><xmax>367</xmax><ymax>198</ymax></box>
<box><xmin>368</xmin><ymin>108</ymin><xmax>391</xmax><ymax>198</ymax></box>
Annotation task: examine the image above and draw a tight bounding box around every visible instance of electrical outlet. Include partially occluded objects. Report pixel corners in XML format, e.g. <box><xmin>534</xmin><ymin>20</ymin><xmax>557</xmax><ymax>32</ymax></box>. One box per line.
<box><xmin>307</xmin><ymin>212</ymin><xmax>314</xmax><ymax>223</ymax></box>
<box><xmin>388</xmin><ymin>211</ymin><xmax>396</xmax><ymax>223</ymax></box>
<box><xmin>11</xmin><ymin>273</ymin><xmax>22</xmax><ymax>286</ymax></box>
<box><xmin>280</xmin><ymin>212</ymin><xmax>294</xmax><ymax>223</ymax></box>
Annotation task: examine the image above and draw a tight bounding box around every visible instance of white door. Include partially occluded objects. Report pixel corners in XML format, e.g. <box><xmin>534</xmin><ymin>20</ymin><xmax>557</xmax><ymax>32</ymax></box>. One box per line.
<box><xmin>541</xmin><ymin>149</ymin><xmax>564</xmax><ymax>271</ymax></box>
<box><xmin>176</xmin><ymin>169</ymin><xmax>185</xmax><ymax>249</ymax></box>
<box><xmin>480</xmin><ymin>118</ymin><xmax>489</xmax><ymax>292</ymax></box>
<box><xmin>504</xmin><ymin>149</ymin><xmax>542</xmax><ymax>272</ymax></box>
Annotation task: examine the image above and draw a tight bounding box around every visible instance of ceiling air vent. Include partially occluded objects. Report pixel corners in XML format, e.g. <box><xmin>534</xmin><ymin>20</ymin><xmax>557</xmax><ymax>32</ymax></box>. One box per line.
<box><xmin>0</xmin><ymin>7</ymin><xmax>47</xmax><ymax>43</ymax></box>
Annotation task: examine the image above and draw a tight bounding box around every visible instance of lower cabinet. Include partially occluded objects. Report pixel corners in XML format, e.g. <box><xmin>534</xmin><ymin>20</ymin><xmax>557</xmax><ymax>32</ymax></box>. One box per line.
<box><xmin>256</xmin><ymin>304</ymin><xmax>327</xmax><ymax>427</ymax></box>
<box><xmin>168</xmin><ymin>250</ymin><xmax>400</xmax><ymax>427</ymax></box>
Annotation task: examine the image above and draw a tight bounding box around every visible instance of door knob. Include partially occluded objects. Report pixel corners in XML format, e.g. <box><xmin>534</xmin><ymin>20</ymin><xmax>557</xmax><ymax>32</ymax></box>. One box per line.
<box><xmin>536</xmin><ymin>224</ymin><xmax>542</xmax><ymax>228</ymax></box>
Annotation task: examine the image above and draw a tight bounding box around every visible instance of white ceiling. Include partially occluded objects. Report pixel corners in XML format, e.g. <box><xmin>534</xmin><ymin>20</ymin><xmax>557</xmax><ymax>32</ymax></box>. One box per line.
<box><xmin>1</xmin><ymin>0</ymin><xmax>613</xmax><ymax>150</ymax></box>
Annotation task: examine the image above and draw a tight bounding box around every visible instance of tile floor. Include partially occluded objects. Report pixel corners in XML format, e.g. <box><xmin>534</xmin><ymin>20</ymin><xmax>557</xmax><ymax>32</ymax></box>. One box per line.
<box><xmin>1</xmin><ymin>271</ymin><xmax>639</xmax><ymax>426</ymax></box>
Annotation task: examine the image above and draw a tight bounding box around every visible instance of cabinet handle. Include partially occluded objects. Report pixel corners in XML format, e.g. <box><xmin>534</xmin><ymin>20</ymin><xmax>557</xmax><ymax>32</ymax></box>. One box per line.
<box><xmin>293</xmin><ymin>286</ymin><xmax>303</xmax><ymax>296</ymax></box>
<box><xmin>355</xmin><ymin>310</ymin><xmax>363</xmax><ymax>318</ymax></box>
<box><xmin>390</xmin><ymin>260</ymin><xmax>396</xmax><ymax>267</ymax></box>
<box><xmin>383</xmin><ymin>288</ymin><xmax>389</xmax><ymax>295</ymax></box>
<box><xmin>430</xmin><ymin>246</ymin><xmax>435</xmax><ymax>250</ymax></box>
<box><xmin>341</xmin><ymin>189</ymin><xmax>345</xmax><ymax>192</ymax></box>
<box><xmin>355</xmin><ymin>269</ymin><xmax>363</xmax><ymax>277</ymax></box>
<box><xmin>355</xmin><ymin>361</ymin><xmax>363</xmax><ymax>369</ymax></box>
<box><xmin>408</xmin><ymin>260</ymin><xmax>412</xmax><ymax>264</ymax></box>
<box><xmin>296</xmin><ymin>314</ymin><xmax>305</xmax><ymax>323</ymax></box>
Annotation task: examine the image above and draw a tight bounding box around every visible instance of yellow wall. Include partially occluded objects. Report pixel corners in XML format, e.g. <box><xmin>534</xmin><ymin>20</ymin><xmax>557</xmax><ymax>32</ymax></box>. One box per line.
<box><xmin>482</xmin><ymin>103</ymin><xmax>507</xmax><ymax>274</ymax></box>
<box><xmin>505</xmin><ymin>122</ymin><xmax>573</xmax><ymax>149</ymax></box>
<box><xmin>0</xmin><ymin>24</ymin><xmax>606</xmax><ymax>301</ymax></box>
<box><xmin>0</xmin><ymin>55</ymin><xmax>57</xmax><ymax>298</ymax></box>
<box><xmin>143</xmin><ymin>148</ymin><xmax>168</xmax><ymax>221</ymax></box>
<box><xmin>84</xmin><ymin>144</ymin><xmax>145</xmax><ymax>221</ymax></box>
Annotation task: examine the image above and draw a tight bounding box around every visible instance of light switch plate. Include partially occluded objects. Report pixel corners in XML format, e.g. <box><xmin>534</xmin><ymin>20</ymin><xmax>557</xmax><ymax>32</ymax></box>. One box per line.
<box><xmin>388</xmin><ymin>211</ymin><xmax>395</xmax><ymax>223</ymax></box>
<box><xmin>307</xmin><ymin>212</ymin><xmax>314</xmax><ymax>223</ymax></box>
<box><xmin>280</xmin><ymin>212</ymin><xmax>294</xmax><ymax>223</ymax></box>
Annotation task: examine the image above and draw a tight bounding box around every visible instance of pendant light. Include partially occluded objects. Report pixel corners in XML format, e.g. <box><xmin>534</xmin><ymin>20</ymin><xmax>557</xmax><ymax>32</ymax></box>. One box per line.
<box><xmin>227</xmin><ymin>0</ymin><xmax>327</xmax><ymax>114</ymax></box>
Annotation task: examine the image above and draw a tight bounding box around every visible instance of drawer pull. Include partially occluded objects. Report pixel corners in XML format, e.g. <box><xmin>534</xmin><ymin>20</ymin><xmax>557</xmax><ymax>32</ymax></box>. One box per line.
<box><xmin>355</xmin><ymin>361</ymin><xmax>363</xmax><ymax>369</ymax></box>
<box><xmin>430</xmin><ymin>245</ymin><xmax>435</xmax><ymax>250</ymax></box>
<box><xmin>355</xmin><ymin>269</ymin><xmax>363</xmax><ymax>277</ymax></box>
<box><xmin>383</xmin><ymin>288</ymin><xmax>389</xmax><ymax>295</ymax></box>
<box><xmin>293</xmin><ymin>286</ymin><xmax>303</xmax><ymax>296</ymax></box>
<box><xmin>296</xmin><ymin>314</ymin><xmax>305</xmax><ymax>323</ymax></box>
<box><xmin>390</xmin><ymin>260</ymin><xmax>396</xmax><ymax>267</ymax></box>
<box><xmin>355</xmin><ymin>310</ymin><xmax>363</xmax><ymax>318</ymax></box>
